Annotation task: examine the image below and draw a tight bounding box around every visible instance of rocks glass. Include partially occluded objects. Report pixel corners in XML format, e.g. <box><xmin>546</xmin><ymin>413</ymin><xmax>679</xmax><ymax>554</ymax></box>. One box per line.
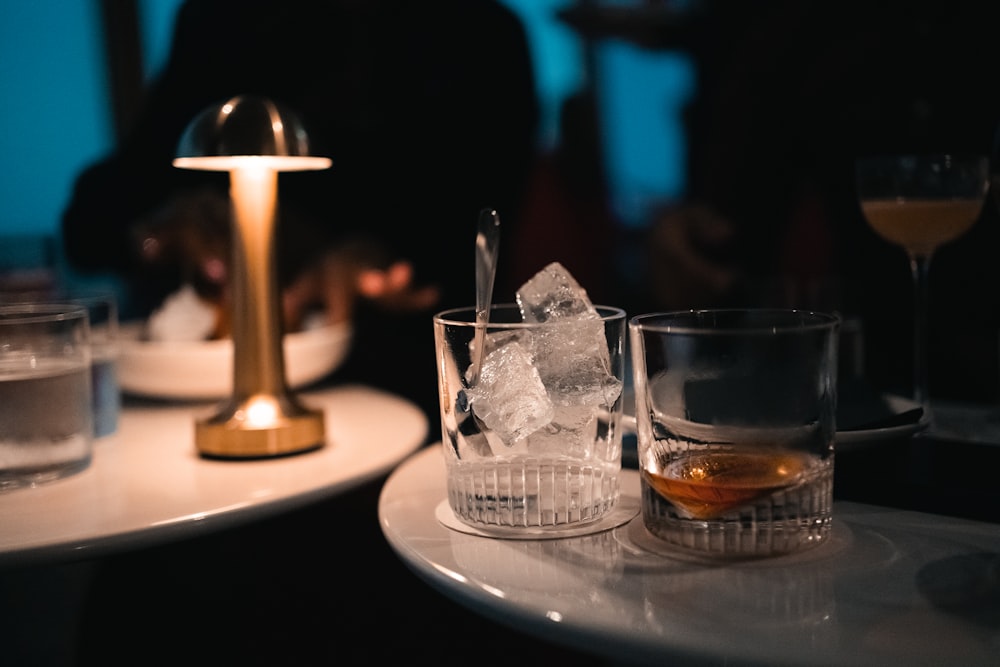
<box><xmin>434</xmin><ymin>278</ymin><xmax>627</xmax><ymax>533</ymax></box>
<box><xmin>629</xmin><ymin>309</ymin><xmax>839</xmax><ymax>558</ymax></box>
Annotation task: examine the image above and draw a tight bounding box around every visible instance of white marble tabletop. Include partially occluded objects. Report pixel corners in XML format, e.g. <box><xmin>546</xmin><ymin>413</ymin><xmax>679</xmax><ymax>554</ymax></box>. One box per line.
<box><xmin>0</xmin><ymin>384</ymin><xmax>427</xmax><ymax>567</ymax></box>
<box><xmin>380</xmin><ymin>444</ymin><xmax>1000</xmax><ymax>667</ymax></box>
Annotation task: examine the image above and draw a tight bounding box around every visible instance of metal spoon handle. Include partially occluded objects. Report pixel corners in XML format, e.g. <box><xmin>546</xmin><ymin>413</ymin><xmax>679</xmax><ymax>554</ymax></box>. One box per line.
<box><xmin>469</xmin><ymin>208</ymin><xmax>500</xmax><ymax>386</ymax></box>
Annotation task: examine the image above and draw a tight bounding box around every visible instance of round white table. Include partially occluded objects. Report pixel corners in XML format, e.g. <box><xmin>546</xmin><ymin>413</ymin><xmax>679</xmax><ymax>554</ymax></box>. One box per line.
<box><xmin>380</xmin><ymin>445</ymin><xmax>1000</xmax><ymax>667</ymax></box>
<box><xmin>0</xmin><ymin>383</ymin><xmax>427</xmax><ymax>567</ymax></box>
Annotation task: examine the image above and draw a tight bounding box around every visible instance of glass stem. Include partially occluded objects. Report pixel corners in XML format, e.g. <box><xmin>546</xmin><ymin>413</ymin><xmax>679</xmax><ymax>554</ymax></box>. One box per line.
<box><xmin>909</xmin><ymin>253</ymin><xmax>931</xmax><ymax>412</ymax></box>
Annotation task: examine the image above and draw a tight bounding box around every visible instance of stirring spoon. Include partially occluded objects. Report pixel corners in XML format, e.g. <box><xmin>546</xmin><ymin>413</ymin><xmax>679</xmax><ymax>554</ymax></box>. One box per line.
<box><xmin>454</xmin><ymin>208</ymin><xmax>500</xmax><ymax>457</ymax></box>
<box><xmin>469</xmin><ymin>208</ymin><xmax>501</xmax><ymax>386</ymax></box>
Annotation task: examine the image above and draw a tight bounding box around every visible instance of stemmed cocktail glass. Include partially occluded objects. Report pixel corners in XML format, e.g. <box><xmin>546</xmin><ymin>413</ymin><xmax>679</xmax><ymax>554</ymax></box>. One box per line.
<box><xmin>856</xmin><ymin>154</ymin><xmax>989</xmax><ymax>419</ymax></box>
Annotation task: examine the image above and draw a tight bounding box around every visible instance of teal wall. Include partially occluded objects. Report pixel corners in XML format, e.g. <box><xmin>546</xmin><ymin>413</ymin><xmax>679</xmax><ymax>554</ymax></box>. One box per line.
<box><xmin>0</xmin><ymin>2</ymin><xmax>112</xmax><ymax>237</ymax></box>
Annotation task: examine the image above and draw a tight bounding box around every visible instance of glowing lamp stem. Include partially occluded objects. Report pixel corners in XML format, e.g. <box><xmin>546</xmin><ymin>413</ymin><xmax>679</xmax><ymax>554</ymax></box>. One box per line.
<box><xmin>194</xmin><ymin>164</ymin><xmax>325</xmax><ymax>458</ymax></box>
<box><xmin>230</xmin><ymin>166</ymin><xmax>283</xmax><ymax>395</ymax></box>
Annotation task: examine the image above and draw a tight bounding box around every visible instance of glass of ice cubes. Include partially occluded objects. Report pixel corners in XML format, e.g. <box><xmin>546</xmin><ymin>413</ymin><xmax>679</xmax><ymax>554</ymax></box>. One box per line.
<box><xmin>433</xmin><ymin>262</ymin><xmax>627</xmax><ymax>532</ymax></box>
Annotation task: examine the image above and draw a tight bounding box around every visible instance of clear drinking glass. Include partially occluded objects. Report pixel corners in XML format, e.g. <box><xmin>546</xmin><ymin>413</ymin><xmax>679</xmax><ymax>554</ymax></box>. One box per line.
<box><xmin>434</xmin><ymin>303</ymin><xmax>627</xmax><ymax>532</ymax></box>
<box><xmin>0</xmin><ymin>303</ymin><xmax>94</xmax><ymax>489</ymax></box>
<box><xmin>630</xmin><ymin>309</ymin><xmax>840</xmax><ymax>558</ymax></box>
<box><xmin>855</xmin><ymin>154</ymin><xmax>989</xmax><ymax>418</ymax></box>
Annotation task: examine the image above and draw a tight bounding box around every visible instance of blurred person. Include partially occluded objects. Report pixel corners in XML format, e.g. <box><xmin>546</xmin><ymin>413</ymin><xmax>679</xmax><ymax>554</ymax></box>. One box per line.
<box><xmin>56</xmin><ymin>3</ymin><xmax>612</xmax><ymax>666</ymax></box>
<box><xmin>629</xmin><ymin>0</ymin><xmax>1000</xmax><ymax>401</ymax></box>
<box><xmin>62</xmin><ymin>0</ymin><xmax>540</xmax><ymax>423</ymax></box>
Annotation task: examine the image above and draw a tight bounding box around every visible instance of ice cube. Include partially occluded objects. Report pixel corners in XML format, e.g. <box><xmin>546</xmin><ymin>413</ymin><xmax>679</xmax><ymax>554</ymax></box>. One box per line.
<box><xmin>466</xmin><ymin>340</ymin><xmax>554</xmax><ymax>443</ymax></box>
<box><xmin>524</xmin><ymin>405</ymin><xmax>599</xmax><ymax>458</ymax></box>
<box><xmin>516</xmin><ymin>262</ymin><xmax>621</xmax><ymax>408</ymax></box>
<box><xmin>516</xmin><ymin>262</ymin><xmax>600</xmax><ymax>323</ymax></box>
<box><xmin>539</xmin><ymin>345</ymin><xmax>622</xmax><ymax>407</ymax></box>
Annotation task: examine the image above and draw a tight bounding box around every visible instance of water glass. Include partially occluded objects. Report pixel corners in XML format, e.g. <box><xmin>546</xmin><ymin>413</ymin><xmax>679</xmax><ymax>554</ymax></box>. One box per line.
<box><xmin>629</xmin><ymin>309</ymin><xmax>839</xmax><ymax>558</ymax></box>
<box><xmin>65</xmin><ymin>291</ymin><xmax>120</xmax><ymax>437</ymax></box>
<box><xmin>0</xmin><ymin>303</ymin><xmax>94</xmax><ymax>490</ymax></box>
<box><xmin>434</xmin><ymin>304</ymin><xmax>627</xmax><ymax>532</ymax></box>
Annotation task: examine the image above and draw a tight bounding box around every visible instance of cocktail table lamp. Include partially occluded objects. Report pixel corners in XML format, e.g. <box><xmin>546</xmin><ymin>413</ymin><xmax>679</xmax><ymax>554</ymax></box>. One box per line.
<box><xmin>174</xmin><ymin>94</ymin><xmax>332</xmax><ymax>458</ymax></box>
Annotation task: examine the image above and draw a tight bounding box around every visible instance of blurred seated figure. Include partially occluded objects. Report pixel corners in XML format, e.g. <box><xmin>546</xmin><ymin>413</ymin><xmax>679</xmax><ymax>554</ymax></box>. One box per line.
<box><xmin>58</xmin><ymin>4</ymin><xmax>606</xmax><ymax>665</ymax></box>
<box><xmin>62</xmin><ymin>0</ymin><xmax>540</xmax><ymax>422</ymax></box>
<box><xmin>626</xmin><ymin>0</ymin><xmax>1000</xmax><ymax>402</ymax></box>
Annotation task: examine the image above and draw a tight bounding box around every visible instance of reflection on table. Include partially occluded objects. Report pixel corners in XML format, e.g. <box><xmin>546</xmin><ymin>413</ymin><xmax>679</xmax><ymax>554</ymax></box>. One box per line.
<box><xmin>380</xmin><ymin>445</ymin><xmax>1000</xmax><ymax>667</ymax></box>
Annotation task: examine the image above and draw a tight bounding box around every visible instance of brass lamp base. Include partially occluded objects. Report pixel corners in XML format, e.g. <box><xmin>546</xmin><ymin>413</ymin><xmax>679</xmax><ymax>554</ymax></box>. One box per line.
<box><xmin>195</xmin><ymin>393</ymin><xmax>325</xmax><ymax>459</ymax></box>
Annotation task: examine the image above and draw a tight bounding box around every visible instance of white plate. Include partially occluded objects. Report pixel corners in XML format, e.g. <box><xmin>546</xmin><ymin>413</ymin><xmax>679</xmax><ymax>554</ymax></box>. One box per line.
<box><xmin>836</xmin><ymin>394</ymin><xmax>929</xmax><ymax>450</ymax></box>
<box><xmin>117</xmin><ymin>321</ymin><xmax>352</xmax><ymax>400</ymax></box>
